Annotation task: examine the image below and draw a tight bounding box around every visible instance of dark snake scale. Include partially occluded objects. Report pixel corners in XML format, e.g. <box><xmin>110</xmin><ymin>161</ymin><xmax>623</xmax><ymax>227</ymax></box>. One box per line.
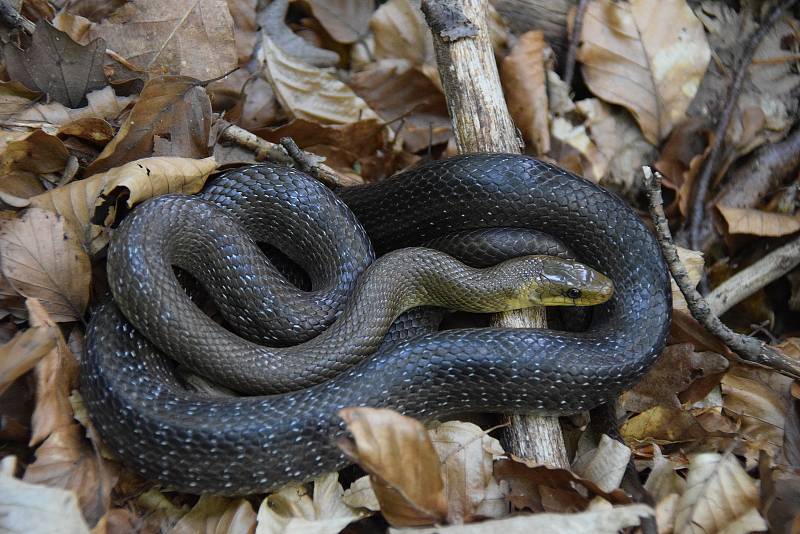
<box><xmin>82</xmin><ymin>154</ymin><xmax>672</xmax><ymax>494</ymax></box>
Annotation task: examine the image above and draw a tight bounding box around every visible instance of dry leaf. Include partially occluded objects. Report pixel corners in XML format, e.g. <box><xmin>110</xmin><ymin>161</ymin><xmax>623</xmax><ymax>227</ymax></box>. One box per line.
<box><xmin>621</xmin><ymin>344</ymin><xmax>728</xmax><ymax>413</ymax></box>
<box><xmin>643</xmin><ymin>446</ymin><xmax>686</xmax><ymax>503</ymax></box>
<box><xmin>31</xmin><ymin>156</ymin><xmax>217</xmax><ymax>254</ymax></box>
<box><xmin>338</xmin><ymin>407</ymin><xmax>448</xmax><ymax>527</ymax></box>
<box><xmin>390</xmin><ymin>503</ymin><xmax>654</xmax><ymax>534</ymax></box>
<box><xmin>672</xmin><ymin>246</ymin><xmax>704</xmax><ymax>312</ymax></box>
<box><xmin>501</xmin><ymin>31</ymin><xmax>550</xmax><ymax>155</ymax></box>
<box><xmin>2</xmin><ymin>129</ymin><xmax>69</xmax><ymax>174</ymax></box>
<box><xmin>306</xmin><ymin>0</ymin><xmax>375</xmax><ymax>44</ymax></box>
<box><xmin>91</xmin><ymin>0</ymin><xmax>237</xmax><ymax>81</ymax></box>
<box><xmin>259</xmin><ymin>0</ymin><xmax>340</xmax><ymax>67</ymax></box>
<box><xmin>0</xmin><ymin>299</ymin><xmax>59</xmax><ymax>394</ymax></box>
<box><xmin>571</xmin><ymin>434</ymin><xmax>630</xmax><ymax>494</ymax></box>
<box><xmin>168</xmin><ymin>495</ymin><xmax>256</xmax><ymax>534</ymax></box>
<box><xmin>0</xmin><ymin>208</ymin><xmax>90</xmax><ymax>321</ymax></box>
<box><xmin>257</xmin><ymin>119</ymin><xmax>385</xmax><ymax>160</ymax></box>
<box><xmin>577</xmin><ymin>0</ymin><xmax>710</xmax><ymax>143</ymax></box>
<box><xmin>260</xmin><ymin>31</ymin><xmax>379</xmax><ymax>124</ymax></box>
<box><xmin>674</xmin><ymin>452</ymin><xmax>766</xmax><ymax>534</ymax></box>
<box><xmin>654</xmin><ymin>118</ymin><xmax>712</xmax><ymax>216</ymax></box>
<box><xmin>0</xmin><ymin>470</ymin><xmax>90</xmax><ymax>534</ymax></box>
<box><xmin>716</xmin><ymin>205</ymin><xmax>800</xmax><ymax>237</ymax></box>
<box><xmin>342</xmin><ymin>476</ymin><xmax>381</xmax><ymax>511</ymax></box>
<box><xmin>4</xmin><ymin>22</ymin><xmax>106</xmax><ymax>108</ymax></box>
<box><xmin>428</xmin><ymin>420</ymin><xmax>508</xmax><ymax>522</ymax></box>
<box><xmin>10</xmin><ymin>86</ymin><xmax>133</xmax><ymax>130</ymax></box>
<box><xmin>371</xmin><ymin>0</ymin><xmax>437</xmax><ymax>82</ymax></box>
<box><xmin>255</xmin><ymin>473</ymin><xmax>366</xmax><ymax>534</ymax></box>
<box><xmin>0</xmin><ymin>81</ymin><xmax>42</xmax><ymax>120</ymax></box>
<box><xmin>621</xmin><ymin>406</ymin><xmax>707</xmax><ymax>444</ymax></box>
<box><xmin>24</xmin><ymin>423</ymin><xmax>119</xmax><ymax>526</ymax></box>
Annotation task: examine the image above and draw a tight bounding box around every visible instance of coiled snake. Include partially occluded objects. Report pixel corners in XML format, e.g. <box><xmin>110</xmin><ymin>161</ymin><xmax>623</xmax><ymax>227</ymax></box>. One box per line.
<box><xmin>82</xmin><ymin>154</ymin><xmax>671</xmax><ymax>494</ymax></box>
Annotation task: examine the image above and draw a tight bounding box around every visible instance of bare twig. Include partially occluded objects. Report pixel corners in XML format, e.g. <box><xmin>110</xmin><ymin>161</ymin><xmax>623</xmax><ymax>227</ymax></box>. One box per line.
<box><xmin>216</xmin><ymin>119</ymin><xmax>353</xmax><ymax>187</ymax></box>
<box><xmin>279</xmin><ymin>137</ymin><xmax>326</xmax><ymax>181</ymax></box>
<box><xmin>562</xmin><ymin>0</ymin><xmax>589</xmax><ymax>88</ymax></box>
<box><xmin>687</xmin><ymin>0</ymin><xmax>799</xmax><ymax>250</ymax></box>
<box><xmin>422</xmin><ymin>0</ymin><xmax>567</xmax><ymax>469</ymax></box>
<box><xmin>706</xmin><ymin>236</ymin><xmax>800</xmax><ymax>316</ymax></box>
<box><xmin>644</xmin><ymin>167</ymin><xmax>800</xmax><ymax>381</ymax></box>
<box><xmin>0</xmin><ymin>0</ymin><xmax>35</xmax><ymax>34</ymax></box>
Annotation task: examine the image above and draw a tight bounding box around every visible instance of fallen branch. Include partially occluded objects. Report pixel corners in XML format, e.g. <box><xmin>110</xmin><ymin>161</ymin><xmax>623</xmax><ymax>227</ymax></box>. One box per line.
<box><xmin>422</xmin><ymin>0</ymin><xmax>568</xmax><ymax>469</ymax></box>
<box><xmin>706</xmin><ymin>236</ymin><xmax>800</xmax><ymax>316</ymax></box>
<box><xmin>687</xmin><ymin>0</ymin><xmax>798</xmax><ymax>250</ymax></box>
<box><xmin>562</xmin><ymin>0</ymin><xmax>588</xmax><ymax>88</ymax></box>
<box><xmin>644</xmin><ymin>167</ymin><xmax>800</xmax><ymax>380</ymax></box>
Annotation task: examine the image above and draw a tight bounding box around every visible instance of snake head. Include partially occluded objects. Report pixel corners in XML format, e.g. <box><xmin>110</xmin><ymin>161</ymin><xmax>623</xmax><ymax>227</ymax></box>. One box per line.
<box><xmin>533</xmin><ymin>257</ymin><xmax>614</xmax><ymax>307</ymax></box>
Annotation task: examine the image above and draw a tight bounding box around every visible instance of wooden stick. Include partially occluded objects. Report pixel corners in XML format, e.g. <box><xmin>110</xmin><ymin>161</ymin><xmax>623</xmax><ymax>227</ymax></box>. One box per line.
<box><xmin>421</xmin><ymin>0</ymin><xmax>569</xmax><ymax>468</ymax></box>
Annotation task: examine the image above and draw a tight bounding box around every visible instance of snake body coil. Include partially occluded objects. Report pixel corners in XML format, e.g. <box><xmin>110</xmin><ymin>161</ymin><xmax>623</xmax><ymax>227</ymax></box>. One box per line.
<box><xmin>83</xmin><ymin>154</ymin><xmax>671</xmax><ymax>494</ymax></box>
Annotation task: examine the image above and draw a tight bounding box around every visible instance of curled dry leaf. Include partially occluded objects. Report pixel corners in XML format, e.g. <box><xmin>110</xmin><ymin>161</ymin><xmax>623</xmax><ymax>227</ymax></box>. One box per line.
<box><xmin>86</xmin><ymin>76</ymin><xmax>212</xmax><ymax>176</ymax></box>
<box><xmin>577</xmin><ymin>0</ymin><xmax>710</xmax><ymax>143</ymax></box>
<box><xmin>338</xmin><ymin>407</ymin><xmax>448</xmax><ymax>527</ymax></box>
<box><xmin>30</xmin><ymin>156</ymin><xmax>217</xmax><ymax>254</ymax></box>
<box><xmin>256</xmin><ymin>472</ymin><xmax>366</xmax><ymax>534</ymax></box>
<box><xmin>167</xmin><ymin>495</ymin><xmax>256</xmax><ymax>534</ymax></box>
<box><xmin>390</xmin><ymin>503</ymin><xmax>654</xmax><ymax>534</ymax></box>
<box><xmin>674</xmin><ymin>452</ymin><xmax>766</xmax><ymax>534</ymax></box>
<box><xmin>2</xmin><ymin>129</ymin><xmax>69</xmax><ymax>174</ymax></box>
<box><xmin>643</xmin><ymin>446</ymin><xmax>686</xmax><ymax>503</ymax></box>
<box><xmin>342</xmin><ymin>475</ymin><xmax>381</xmax><ymax>511</ymax></box>
<box><xmin>24</xmin><ymin>423</ymin><xmax>119</xmax><ymax>526</ymax></box>
<box><xmin>571</xmin><ymin>434</ymin><xmax>630</xmax><ymax>494</ymax></box>
<box><xmin>259</xmin><ymin>0</ymin><xmax>340</xmax><ymax>68</ymax></box>
<box><xmin>305</xmin><ymin>0</ymin><xmax>375</xmax><ymax>44</ymax></box>
<box><xmin>10</xmin><ymin>86</ymin><xmax>133</xmax><ymax>130</ymax></box>
<box><xmin>0</xmin><ymin>469</ymin><xmax>90</xmax><ymax>534</ymax></box>
<box><xmin>3</xmin><ymin>22</ymin><xmax>106</xmax><ymax>108</ymax></box>
<box><xmin>716</xmin><ymin>205</ymin><xmax>800</xmax><ymax>237</ymax></box>
<box><xmin>91</xmin><ymin>0</ymin><xmax>237</xmax><ymax>81</ymax></box>
<box><xmin>260</xmin><ymin>31</ymin><xmax>379</xmax><ymax>124</ymax></box>
<box><xmin>500</xmin><ymin>31</ymin><xmax>550</xmax><ymax>155</ymax></box>
<box><xmin>0</xmin><ymin>208</ymin><xmax>90</xmax><ymax>322</ymax></box>
<box><xmin>620</xmin><ymin>406</ymin><xmax>707</xmax><ymax>445</ymax></box>
<box><xmin>371</xmin><ymin>0</ymin><xmax>437</xmax><ymax>83</ymax></box>
<box><xmin>428</xmin><ymin>420</ymin><xmax>508</xmax><ymax>522</ymax></box>
<box><xmin>654</xmin><ymin>118</ymin><xmax>712</xmax><ymax>216</ymax></box>
<box><xmin>0</xmin><ymin>299</ymin><xmax>59</xmax><ymax>394</ymax></box>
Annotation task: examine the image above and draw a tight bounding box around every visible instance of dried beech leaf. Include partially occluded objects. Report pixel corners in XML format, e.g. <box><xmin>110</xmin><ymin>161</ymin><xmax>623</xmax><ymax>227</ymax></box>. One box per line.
<box><xmin>2</xmin><ymin>129</ymin><xmax>69</xmax><ymax>174</ymax></box>
<box><xmin>91</xmin><ymin>0</ymin><xmax>237</xmax><ymax>81</ymax></box>
<box><xmin>11</xmin><ymin>86</ymin><xmax>132</xmax><ymax>129</ymax></box>
<box><xmin>371</xmin><ymin>0</ymin><xmax>436</xmax><ymax>81</ymax></box>
<box><xmin>389</xmin><ymin>503</ymin><xmax>653</xmax><ymax>534</ymax></box>
<box><xmin>256</xmin><ymin>472</ymin><xmax>366</xmax><ymax>534</ymax></box>
<box><xmin>257</xmin><ymin>118</ymin><xmax>385</xmax><ymax>159</ymax></box>
<box><xmin>0</xmin><ymin>208</ymin><xmax>90</xmax><ymax>321</ymax></box>
<box><xmin>86</xmin><ymin>76</ymin><xmax>211</xmax><ymax>176</ymax></box>
<box><xmin>672</xmin><ymin>246</ymin><xmax>704</xmax><ymax>312</ymax></box>
<box><xmin>501</xmin><ymin>31</ymin><xmax>550</xmax><ymax>155</ymax></box>
<box><xmin>338</xmin><ymin>407</ymin><xmax>448</xmax><ymax>527</ymax></box>
<box><xmin>654</xmin><ymin>118</ymin><xmax>712</xmax><ymax>216</ymax></box>
<box><xmin>577</xmin><ymin>0</ymin><xmax>710</xmax><ymax>143</ymax></box>
<box><xmin>260</xmin><ymin>31</ymin><xmax>379</xmax><ymax>124</ymax></box>
<box><xmin>0</xmin><ymin>299</ymin><xmax>58</xmax><ymax>394</ymax></box>
<box><xmin>167</xmin><ymin>495</ymin><xmax>256</xmax><ymax>534</ymax></box>
<box><xmin>24</xmin><ymin>423</ymin><xmax>118</xmax><ymax>526</ymax></box>
<box><xmin>428</xmin><ymin>420</ymin><xmax>507</xmax><ymax>523</ymax></box>
<box><xmin>674</xmin><ymin>452</ymin><xmax>766</xmax><ymax>534</ymax></box>
<box><xmin>3</xmin><ymin>22</ymin><xmax>106</xmax><ymax>108</ymax></box>
<box><xmin>0</xmin><ymin>81</ymin><xmax>41</xmax><ymax>120</ymax></box>
<box><xmin>0</xmin><ymin>471</ymin><xmax>90</xmax><ymax>534</ymax></box>
<box><xmin>643</xmin><ymin>446</ymin><xmax>686</xmax><ymax>503</ymax></box>
<box><xmin>716</xmin><ymin>205</ymin><xmax>800</xmax><ymax>237</ymax></box>
<box><xmin>306</xmin><ymin>0</ymin><xmax>375</xmax><ymax>44</ymax></box>
<box><xmin>342</xmin><ymin>475</ymin><xmax>381</xmax><ymax>511</ymax></box>
<box><xmin>260</xmin><ymin>0</ymin><xmax>340</xmax><ymax>67</ymax></box>
<box><xmin>571</xmin><ymin>434</ymin><xmax>630</xmax><ymax>494</ymax></box>
<box><xmin>620</xmin><ymin>406</ymin><xmax>707</xmax><ymax>444</ymax></box>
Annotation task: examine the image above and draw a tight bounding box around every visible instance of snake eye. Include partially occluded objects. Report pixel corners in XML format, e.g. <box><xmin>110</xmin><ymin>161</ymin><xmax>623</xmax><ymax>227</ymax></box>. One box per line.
<box><xmin>566</xmin><ymin>288</ymin><xmax>582</xmax><ymax>300</ymax></box>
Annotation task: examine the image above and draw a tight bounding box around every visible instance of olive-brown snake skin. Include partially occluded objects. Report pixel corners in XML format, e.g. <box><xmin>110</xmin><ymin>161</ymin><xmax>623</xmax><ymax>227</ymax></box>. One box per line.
<box><xmin>82</xmin><ymin>154</ymin><xmax>671</xmax><ymax>494</ymax></box>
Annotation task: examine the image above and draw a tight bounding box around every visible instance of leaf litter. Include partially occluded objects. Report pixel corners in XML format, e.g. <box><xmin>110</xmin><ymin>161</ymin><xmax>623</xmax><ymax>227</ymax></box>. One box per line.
<box><xmin>0</xmin><ymin>0</ymin><xmax>798</xmax><ymax>533</ymax></box>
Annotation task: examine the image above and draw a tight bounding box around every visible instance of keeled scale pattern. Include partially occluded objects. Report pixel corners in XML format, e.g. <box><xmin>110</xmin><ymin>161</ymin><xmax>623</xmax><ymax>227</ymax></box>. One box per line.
<box><xmin>83</xmin><ymin>154</ymin><xmax>671</xmax><ymax>494</ymax></box>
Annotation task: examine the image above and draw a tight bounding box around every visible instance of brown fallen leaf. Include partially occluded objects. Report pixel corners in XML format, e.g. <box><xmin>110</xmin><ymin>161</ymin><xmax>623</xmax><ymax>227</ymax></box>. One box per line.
<box><xmin>342</xmin><ymin>475</ymin><xmax>381</xmax><ymax>511</ymax></box>
<box><xmin>576</xmin><ymin>0</ymin><xmax>710</xmax><ymax>143</ymax></box>
<box><xmin>428</xmin><ymin>420</ymin><xmax>508</xmax><ymax>522</ymax></box>
<box><xmin>167</xmin><ymin>495</ymin><xmax>256</xmax><ymax>534</ymax></box>
<box><xmin>10</xmin><ymin>86</ymin><xmax>133</xmax><ymax>130</ymax></box>
<box><xmin>226</xmin><ymin>0</ymin><xmax>258</xmax><ymax>65</ymax></box>
<box><xmin>338</xmin><ymin>407</ymin><xmax>448</xmax><ymax>527</ymax></box>
<box><xmin>85</xmin><ymin>77</ymin><xmax>212</xmax><ymax>176</ymax></box>
<box><xmin>305</xmin><ymin>0</ymin><xmax>375</xmax><ymax>44</ymax></box>
<box><xmin>674</xmin><ymin>451</ymin><xmax>767</xmax><ymax>534</ymax></box>
<box><xmin>31</xmin><ymin>156</ymin><xmax>218</xmax><ymax>254</ymax></box>
<box><xmin>0</xmin><ymin>81</ymin><xmax>42</xmax><ymax>120</ymax></box>
<box><xmin>256</xmin><ymin>119</ymin><xmax>385</xmax><ymax>160</ymax></box>
<box><xmin>0</xmin><ymin>468</ymin><xmax>91</xmax><ymax>534</ymax></box>
<box><xmin>500</xmin><ymin>31</ymin><xmax>550</xmax><ymax>155</ymax></box>
<box><xmin>370</xmin><ymin>0</ymin><xmax>438</xmax><ymax>84</ymax></box>
<box><xmin>24</xmin><ymin>423</ymin><xmax>119</xmax><ymax>527</ymax></box>
<box><xmin>256</xmin><ymin>473</ymin><xmax>367</xmax><ymax>534</ymax></box>
<box><xmin>58</xmin><ymin>117</ymin><xmax>115</xmax><ymax>145</ymax></box>
<box><xmin>620</xmin><ymin>406</ymin><xmax>707</xmax><ymax>445</ymax></box>
<box><xmin>572</xmin><ymin>434</ymin><xmax>631</xmax><ymax>494</ymax></box>
<box><xmin>643</xmin><ymin>446</ymin><xmax>686</xmax><ymax>504</ymax></box>
<box><xmin>91</xmin><ymin>0</ymin><xmax>237</xmax><ymax>81</ymax></box>
<box><xmin>0</xmin><ymin>208</ymin><xmax>90</xmax><ymax>322</ymax></box>
<box><xmin>654</xmin><ymin>118</ymin><xmax>713</xmax><ymax>217</ymax></box>
<box><xmin>260</xmin><ymin>0</ymin><xmax>340</xmax><ymax>67</ymax></box>
<box><xmin>2</xmin><ymin>129</ymin><xmax>69</xmax><ymax>174</ymax></box>
<box><xmin>4</xmin><ymin>22</ymin><xmax>106</xmax><ymax>108</ymax></box>
<box><xmin>716</xmin><ymin>205</ymin><xmax>800</xmax><ymax>237</ymax></box>
<box><xmin>0</xmin><ymin>299</ymin><xmax>59</xmax><ymax>394</ymax></box>
<box><xmin>349</xmin><ymin>60</ymin><xmax>449</xmax><ymax>153</ymax></box>
<box><xmin>259</xmin><ymin>30</ymin><xmax>379</xmax><ymax>124</ymax></box>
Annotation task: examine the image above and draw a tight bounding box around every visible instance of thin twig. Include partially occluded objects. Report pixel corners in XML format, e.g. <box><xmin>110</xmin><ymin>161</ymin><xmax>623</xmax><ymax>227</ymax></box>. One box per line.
<box><xmin>562</xmin><ymin>0</ymin><xmax>589</xmax><ymax>88</ymax></box>
<box><xmin>279</xmin><ymin>137</ymin><xmax>326</xmax><ymax>181</ymax></box>
<box><xmin>687</xmin><ymin>0</ymin><xmax>798</xmax><ymax>250</ymax></box>
<box><xmin>0</xmin><ymin>0</ymin><xmax>35</xmax><ymax>34</ymax></box>
<box><xmin>644</xmin><ymin>167</ymin><xmax>800</xmax><ymax>381</ymax></box>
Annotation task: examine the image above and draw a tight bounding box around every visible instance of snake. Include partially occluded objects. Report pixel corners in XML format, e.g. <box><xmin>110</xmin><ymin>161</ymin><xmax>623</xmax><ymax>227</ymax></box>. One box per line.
<box><xmin>82</xmin><ymin>153</ymin><xmax>672</xmax><ymax>495</ymax></box>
